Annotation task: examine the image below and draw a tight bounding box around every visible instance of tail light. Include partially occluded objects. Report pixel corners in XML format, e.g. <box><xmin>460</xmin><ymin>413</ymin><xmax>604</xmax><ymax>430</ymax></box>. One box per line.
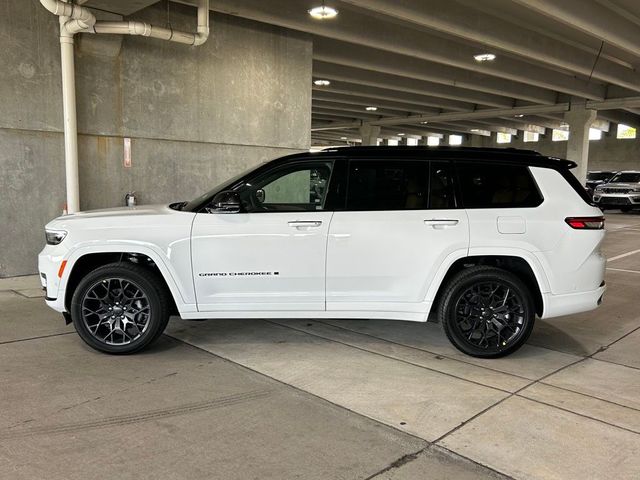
<box><xmin>565</xmin><ymin>216</ymin><xmax>605</xmax><ymax>230</ymax></box>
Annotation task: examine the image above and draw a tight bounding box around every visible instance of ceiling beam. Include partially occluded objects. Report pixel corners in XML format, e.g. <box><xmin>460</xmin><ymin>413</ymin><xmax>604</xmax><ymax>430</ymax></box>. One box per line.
<box><xmin>203</xmin><ymin>0</ymin><xmax>606</xmax><ymax>99</ymax></box>
<box><xmin>314</xmin><ymin>42</ymin><xmax>558</xmax><ymax>104</ymax></box>
<box><xmin>313</xmin><ymin>81</ymin><xmax>471</xmax><ymax>112</ymax></box>
<box><xmin>311</xmin><ymin>97</ymin><xmax>640</xmax><ymax>130</ymax></box>
<box><xmin>312</xmin><ymin>100</ymin><xmax>409</xmax><ymax>117</ymax></box>
<box><xmin>312</xmin><ymin>91</ymin><xmax>438</xmax><ymax>114</ymax></box>
<box><xmin>340</xmin><ymin>0</ymin><xmax>640</xmax><ymax>92</ymax></box>
<box><xmin>313</xmin><ymin>61</ymin><xmax>514</xmax><ymax>108</ymax></box>
<box><xmin>512</xmin><ymin>0</ymin><xmax>640</xmax><ymax>57</ymax></box>
<box><xmin>312</xmin><ymin>121</ymin><xmax>362</xmax><ymax>131</ymax></box>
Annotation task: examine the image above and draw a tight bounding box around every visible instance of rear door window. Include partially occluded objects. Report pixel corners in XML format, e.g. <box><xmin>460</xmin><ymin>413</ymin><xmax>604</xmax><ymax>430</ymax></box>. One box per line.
<box><xmin>456</xmin><ymin>162</ymin><xmax>543</xmax><ymax>208</ymax></box>
<box><xmin>346</xmin><ymin>160</ymin><xmax>429</xmax><ymax>211</ymax></box>
<box><xmin>430</xmin><ymin>161</ymin><xmax>457</xmax><ymax>209</ymax></box>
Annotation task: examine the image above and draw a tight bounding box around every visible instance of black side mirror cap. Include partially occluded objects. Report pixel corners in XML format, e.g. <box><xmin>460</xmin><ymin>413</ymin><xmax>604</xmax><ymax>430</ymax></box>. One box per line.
<box><xmin>209</xmin><ymin>191</ymin><xmax>241</xmax><ymax>213</ymax></box>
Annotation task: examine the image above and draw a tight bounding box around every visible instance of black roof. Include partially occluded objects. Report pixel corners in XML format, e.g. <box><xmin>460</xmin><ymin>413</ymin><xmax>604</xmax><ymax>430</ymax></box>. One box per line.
<box><xmin>282</xmin><ymin>146</ymin><xmax>577</xmax><ymax>169</ymax></box>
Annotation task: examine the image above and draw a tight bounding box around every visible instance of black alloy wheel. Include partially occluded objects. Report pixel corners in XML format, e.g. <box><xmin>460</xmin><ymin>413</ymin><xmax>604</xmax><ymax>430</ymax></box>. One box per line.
<box><xmin>71</xmin><ymin>263</ymin><xmax>170</xmax><ymax>354</ymax></box>
<box><xmin>439</xmin><ymin>266</ymin><xmax>535</xmax><ymax>358</ymax></box>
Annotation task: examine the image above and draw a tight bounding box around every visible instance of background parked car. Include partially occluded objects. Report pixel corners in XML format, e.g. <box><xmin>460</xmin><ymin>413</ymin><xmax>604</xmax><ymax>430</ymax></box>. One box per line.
<box><xmin>593</xmin><ymin>170</ymin><xmax>640</xmax><ymax>212</ymax></box>
<box><xmin>586</xmin><ymin>170</ymin><xmax>616</xmax><ymax>197</ymax></box>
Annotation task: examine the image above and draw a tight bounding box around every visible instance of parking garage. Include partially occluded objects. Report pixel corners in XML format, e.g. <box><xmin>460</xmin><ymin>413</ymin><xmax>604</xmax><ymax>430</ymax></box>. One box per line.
<box><xmin>1</xmin><ymin>1</ymin><xmax>640</xmax><ymax>479</ymax></box>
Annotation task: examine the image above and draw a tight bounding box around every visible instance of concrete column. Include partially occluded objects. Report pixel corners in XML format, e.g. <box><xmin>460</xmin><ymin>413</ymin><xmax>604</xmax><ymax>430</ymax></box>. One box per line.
<box><xmin>359</xmin><ymin>124</ymin><xmax>381</xmax><ymax>146</ymax></box>
<box><xmin>564</xmin><ymin>104</ymin><xmax>597</xmax><ymax>184</ymax></box>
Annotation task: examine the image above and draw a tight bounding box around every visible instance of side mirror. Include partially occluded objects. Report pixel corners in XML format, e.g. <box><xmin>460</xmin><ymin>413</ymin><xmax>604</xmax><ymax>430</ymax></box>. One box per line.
<box><xmin>255</xmin><ymin>189</ymin><xmax>265</xmax><ymax>204</ymax></box>
<box><xmin>209</xmin><ymin>191</ymin><xmax>241</xmax><ymax>213</ymax></box>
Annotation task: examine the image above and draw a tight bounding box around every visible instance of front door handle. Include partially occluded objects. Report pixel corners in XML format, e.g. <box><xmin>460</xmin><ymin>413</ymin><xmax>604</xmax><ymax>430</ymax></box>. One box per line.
<box><xmin>424</xmin><ymin>219</ymin><xmax>459</xmax><ymax>228</ymax></box>
<box><xmin>288</xmin><ymin>220</ymin><xmax>323</xmax><ymax>228</ymax></box>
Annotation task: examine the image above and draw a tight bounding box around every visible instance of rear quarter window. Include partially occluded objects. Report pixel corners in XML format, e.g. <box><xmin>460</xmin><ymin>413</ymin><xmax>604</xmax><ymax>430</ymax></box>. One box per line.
<box><xmin>456</xmin><ymin>162</ymin><xmax>543</xmax><ymax>209</ymax></box>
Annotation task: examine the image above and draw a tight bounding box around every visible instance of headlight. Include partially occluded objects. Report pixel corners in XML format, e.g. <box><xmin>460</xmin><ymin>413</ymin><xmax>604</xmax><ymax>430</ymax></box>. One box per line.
<box><xmin>45</xmin><ymin>229</ymin><xmax>67</xmax><ymax>245</ymax></box>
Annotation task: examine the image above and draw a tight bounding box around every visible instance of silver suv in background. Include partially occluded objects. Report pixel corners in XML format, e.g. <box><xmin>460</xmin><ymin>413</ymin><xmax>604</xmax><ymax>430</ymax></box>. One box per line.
<box><xmin>585</xmin><ymin>171</ymin><xmax>616</xmax><ymax>197</ymax></box>
<box><xmin>593</xmin><ymin>171</ymin><xmax>640</xmax><ymax>212</ymax></box>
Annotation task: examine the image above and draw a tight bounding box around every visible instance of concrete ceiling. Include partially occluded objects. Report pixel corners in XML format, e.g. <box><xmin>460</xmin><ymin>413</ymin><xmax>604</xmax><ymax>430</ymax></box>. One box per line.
<box><xmin>83</xmin><ymin>0</ymin><xmax>157</xmax><ymax>16</ymax></box>
<box><xmin>108</xmin><ymin>1</ymin><xmax>640</xmax><ymax>144</ymax></box>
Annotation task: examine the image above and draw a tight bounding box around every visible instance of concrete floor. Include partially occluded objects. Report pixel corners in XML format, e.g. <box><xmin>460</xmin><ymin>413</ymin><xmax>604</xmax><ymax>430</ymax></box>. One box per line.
<box><xmin>1</xmin><ymin>212</ymin><xmax>639</xmax><ymax>479</ymax></box>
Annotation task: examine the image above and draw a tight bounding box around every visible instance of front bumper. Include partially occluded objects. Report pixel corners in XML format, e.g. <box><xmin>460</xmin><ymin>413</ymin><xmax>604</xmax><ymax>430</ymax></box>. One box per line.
<box><xmin>38</xmin><ymin>245</ymin><xmax>68</xmax><ymax>313</ymax></box>
<box><xmin>593</xmin><ymin>193</ymin><xmax>640</xmax><ymax>207</ymax></box>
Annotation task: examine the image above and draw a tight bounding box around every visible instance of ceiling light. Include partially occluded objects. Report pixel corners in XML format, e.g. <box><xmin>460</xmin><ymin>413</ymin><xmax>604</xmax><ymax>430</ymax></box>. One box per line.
<box><xmin>308</xmin><ymin>5</ymin><xmax>338</xmax><ymax>19</ymax></box>
<box><xmin>397</xmin><ymin>133</ymin><xmax>405</xmax><ymax>136</ymax></box>
<box><xmin>514</xmin><ymin>114</ymin><xmax>524</xmax><ymax>118</ymax></box>
<box><xmin>365</xmin><ymin>106</ymin><xmax>378</xmax><ymax>111</ymax></box>
<box><xmin>470</xmin><ymin>129</ymin><xmax>481</xmax><ymax>132</ymax></box>
<box><xmin>474</xmin><ymin>53</ymin><xmax>496</xmax><ymax>62</ymax></box>
<box><xmin>313</xmin><ymin>79</ymin><xmax>331</xmax><ymax>86</ymax></box>
<box><xmin>340</xmin><ymin>136</ymin><xmax>347</xmax><ymax>140</ymax></box>
<box><xmin>420</xmin><ymin>121</ymin><xmax>429</xmax><ymax>124</ymax></box>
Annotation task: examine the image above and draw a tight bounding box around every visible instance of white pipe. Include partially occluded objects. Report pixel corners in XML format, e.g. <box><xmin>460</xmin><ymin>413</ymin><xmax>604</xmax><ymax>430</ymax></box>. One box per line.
<box><xmin>41</xmin><ymin>0</ymin><xmax>209</xmax><ymax>45</ymax></box>
<box><xmin>39</xmin><ymin>0</ymin><xmax>210</xmax><ymax>213</ymax></box>
<box><xmin>59</xmin><ymin>17</ymin><xmax>80</xmax><ymax>213</ymax></box>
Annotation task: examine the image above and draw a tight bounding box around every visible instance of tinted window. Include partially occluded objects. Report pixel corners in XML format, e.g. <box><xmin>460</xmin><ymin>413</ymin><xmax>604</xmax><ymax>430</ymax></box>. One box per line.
<box><xmin>456</xmin><ymin>162</ymin><xmax>542</xmax><ymax>208</ymax></box>
<box><xmin>609</xmin><ymin>172</ymin><xmax>640</xmax><ymax>183</ymax></box>
<box><xmin>240</xmin><ymin>162</ymin><xmax>332</xmax><ymax>212</ymax></box>
<box><xmin>347</xmin><ymin>161</ymin><xmax>429</xmax><ymax>211</ymax></box>
<box><xmin>430</xmin><ymin>161</ymin><xmax>456</xmax><ymax>209</ymax></box>
<box><xmin>587</xmin><ymin>172</ymin><xmax>614</xmax><ymax>181</ymax></box>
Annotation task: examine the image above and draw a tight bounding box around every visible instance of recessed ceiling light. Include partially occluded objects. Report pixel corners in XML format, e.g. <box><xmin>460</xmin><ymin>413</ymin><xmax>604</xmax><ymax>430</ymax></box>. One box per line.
<box><xmin>514</xmin><ymin>114</ymin><xmax>524</xmax><ymax>118</ymax></box>
<box><xmin>313</xmin><ymin>79</ymin><xmax>331</xmax><ymax>86</ymax></box>
<box><xmin>420</xmin><ymin>121</ymin><xmax>429</xmax><ymax>124</ymax></box>
<box><xmin>470</xmin><ymin>129</ymin><xmax>481</xmax><ymax>132</ymax></box>
<box><xmin>308</xmin><ymin>5</ymin><xmax>338</xmax><ymax>19</ymax></box>
<box><xmin>474</xmin><ymin>53</ymin><xmax>496</xmax><ymax>62</ymax></box>
<box><xmin>397</xmin><ymin>133</ymin><xmax>405</xmax><ymax>136</ymax></box>
<box><xmin>365</xmin><ymin>106</ymin><xmax>378</xmax><ymax>111</ymax></box>
<box><xmin>340</xmin><ymin>136</ymin><xmax>347</xmax><ymax>140</ymax></box>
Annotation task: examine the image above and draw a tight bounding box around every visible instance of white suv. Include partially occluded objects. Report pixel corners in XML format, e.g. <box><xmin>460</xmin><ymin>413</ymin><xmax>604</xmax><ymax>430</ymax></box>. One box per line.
<box><xmin>39</xmin><ymin>147</ymin><xmax>606</xmax><ymax>358</ymax></box>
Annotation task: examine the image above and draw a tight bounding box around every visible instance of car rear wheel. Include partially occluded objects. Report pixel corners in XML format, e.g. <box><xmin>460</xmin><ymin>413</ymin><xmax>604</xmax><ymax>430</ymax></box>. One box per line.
<box><xmin>70</xmin><ymin>263</ymin><xmax>170</xmax><ymax>354</ymax></box>
<box><xmin>439</xmin><ymin>266</ymin><xmax>535</xmax><ymax>358</ymax></box>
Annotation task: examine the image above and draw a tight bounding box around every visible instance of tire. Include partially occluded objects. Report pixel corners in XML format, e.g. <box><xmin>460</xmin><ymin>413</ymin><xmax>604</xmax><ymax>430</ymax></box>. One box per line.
<box><xmin>70</xmin><ymin>262</ymin><xmax>171</xmax><ymax>354</ymax></box>
<box><xmin>439</xmin><ymin>266</ymin><xmax>535</xmax><ymax>358</ymax></box>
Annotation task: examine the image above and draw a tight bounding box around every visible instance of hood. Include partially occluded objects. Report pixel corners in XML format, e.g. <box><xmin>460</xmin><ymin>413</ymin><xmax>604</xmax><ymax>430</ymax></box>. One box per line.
<box><xmin>45</xmin><ymin>204</ymin><xmax>184</xmax><ymax>230</ymax></box>
<box><xmin>71</xmin><ymin>204</ymin><xmax>172</xmax><ymax>219</ymax></box>
<box><xmin>599</xmin><ymin>182</ymin><xmax>640</xmax><ymax>189</ymax></box>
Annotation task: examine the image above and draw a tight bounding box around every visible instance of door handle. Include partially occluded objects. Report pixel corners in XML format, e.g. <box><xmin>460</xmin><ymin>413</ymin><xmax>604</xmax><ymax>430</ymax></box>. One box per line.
<box><xmin>424</xmin><ymin>219</ymin><xmax>459</xmax><ymax>228</ymax></box>
<box><xmin>288</xmin><ymin>220</ymin><xmax>323</xmax><ymax>228</ymax></box>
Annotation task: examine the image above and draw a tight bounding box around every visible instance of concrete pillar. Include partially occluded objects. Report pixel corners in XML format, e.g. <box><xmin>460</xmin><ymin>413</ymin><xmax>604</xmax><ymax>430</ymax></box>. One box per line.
<box><xmin>470</xmin><ymin>134</ymin><xmax>485</xmax><ymax>148</ymax></box>
<box><xmin>359</xmin><ymin>124</ymin><xmax>381</xmax><ymax>146</ymax></box>
<box><xmin>564</xmin><ymin>104</ymin><xmax>597</xmax><ymax>184</ymax></box>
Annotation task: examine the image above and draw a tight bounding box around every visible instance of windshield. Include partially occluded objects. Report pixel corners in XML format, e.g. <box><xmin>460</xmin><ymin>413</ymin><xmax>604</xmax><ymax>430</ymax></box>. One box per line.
<box><xmin>182</xmin><ymin>162</ymin><xmax>266</xmax><ymax>212</ymax></box>
<box><xmin>608</xmin><ymin>172</ymin><xmax>640</xmax><ymax>184</ymax></box>
<box><xmin>587</xmin><ymin>172</ymin><xmax>613</xmax><ymax>181</ymax></box>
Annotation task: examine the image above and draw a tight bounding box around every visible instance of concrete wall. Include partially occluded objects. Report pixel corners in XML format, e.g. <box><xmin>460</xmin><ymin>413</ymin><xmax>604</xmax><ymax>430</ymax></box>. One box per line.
<box><xmin>464</xmin><ymin>130</ymin><xmax>640</xmax><ymax>171</ymax></box>
<box><xmin>0</xmin><ymin>1</ymin><xmax>312</xmax><ymax>277</ymax></box>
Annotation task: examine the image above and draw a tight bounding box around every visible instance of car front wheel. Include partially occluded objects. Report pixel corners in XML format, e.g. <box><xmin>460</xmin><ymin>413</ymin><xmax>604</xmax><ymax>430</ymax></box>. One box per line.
<box><xmin>439</xmin><ymin>266</ymin><xmax>535</xmax><ymax>358</ymax></box>
<box><xmin>70</xmin><ymin>263</ymin><xmax>170</xmax><ymax>354</ymax></box>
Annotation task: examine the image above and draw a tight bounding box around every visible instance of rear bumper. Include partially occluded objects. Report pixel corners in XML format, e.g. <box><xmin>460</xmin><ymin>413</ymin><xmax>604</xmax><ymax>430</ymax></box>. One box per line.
<box><xmin>541</xmin><ymin>285</ymin><xmax>606</xmax><ymax>320</ymax></box>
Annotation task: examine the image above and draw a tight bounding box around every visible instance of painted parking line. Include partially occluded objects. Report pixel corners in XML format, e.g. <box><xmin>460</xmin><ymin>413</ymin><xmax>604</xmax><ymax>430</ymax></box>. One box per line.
<box><xmin>607</xmin><ymin>248</ymin><xmax>640</xmax><ymax>262</ymax></box>
<box><xmin>606</xmin><ymin>268</ymin><xmax>640</xmax><ymax>275</ymax></box>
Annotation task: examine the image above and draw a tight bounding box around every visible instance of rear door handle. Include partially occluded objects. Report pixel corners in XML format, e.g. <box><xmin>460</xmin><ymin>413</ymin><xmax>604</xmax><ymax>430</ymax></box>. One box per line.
<box><xmin>424</xmin><ymin>219</ymin><xmax>459</xmax><ymax>228</ymax></box>
<box><xmin>288</xmin><ymin>220</ymin><xmax>323</xmax><ymax>228</ymax></box>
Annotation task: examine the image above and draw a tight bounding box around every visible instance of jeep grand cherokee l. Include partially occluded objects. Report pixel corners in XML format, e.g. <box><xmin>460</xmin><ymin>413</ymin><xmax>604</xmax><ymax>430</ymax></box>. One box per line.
<box><xmin>39</xmin><ymin>147</ymin><xmax>606</xmax><ymax>358</ymax></box>
<box><xmin>593</xmin><ymin>170</ymin><xmax>640</xmax><ymax>211</ymax></box>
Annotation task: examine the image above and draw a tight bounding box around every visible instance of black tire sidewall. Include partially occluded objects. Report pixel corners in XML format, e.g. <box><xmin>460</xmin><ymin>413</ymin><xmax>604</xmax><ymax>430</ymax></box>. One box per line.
<box><xmin>440</xmin><ymin>268</ymin><xmax>535</xmax><ymax>358</ymax></box>
<box><xmin>71</xmin><ymin>263</ymin><xmax>169</xmax><ymax>354</ymax></box>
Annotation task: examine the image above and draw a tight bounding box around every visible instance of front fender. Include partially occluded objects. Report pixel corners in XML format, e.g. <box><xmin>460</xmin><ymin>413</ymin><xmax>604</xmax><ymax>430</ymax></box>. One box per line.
<box><xmin>55</xmin><ymin>243</ymin><xmax>196</xmax><ymax>314</ymax></box>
